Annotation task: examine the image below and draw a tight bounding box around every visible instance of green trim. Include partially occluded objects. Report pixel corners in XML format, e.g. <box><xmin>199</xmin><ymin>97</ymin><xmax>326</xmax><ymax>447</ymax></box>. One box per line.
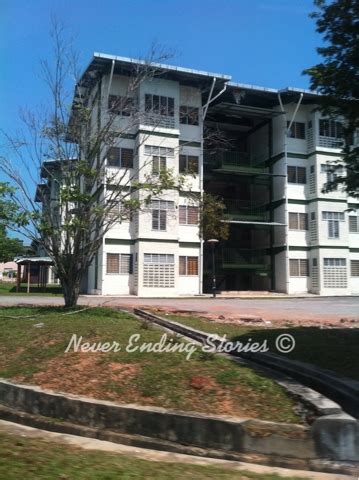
<box><xmin>288</xmin><ymin>198</ymin><xmax>348</xmax><ymax>205</ymax></box>
<box><xmin>137</xmin><ymin>130</ymin><xmax>179</xmax><ymax>139</ymax></box>
<box><xmin>179</xmin><ymin>242</ymin><xmax>201</xmax><ymax>248</ymax></box>
<box><xmin>179</xmin><ymin>140</ymin><xmax>201</xmax><ymax>147</ymax></box>
<box><xmin>350</xmin><ymin>248</ymin><xmax>359</xmax><ymax>253</ymax></box>
<box><xmin>120</xmin><ymin>133</ymin><xmax>136</xmax><ymax>140</ymax></box>
<box><xmin>105</xmin><ymin>239</ymin><xmax>135</xmax><ymax>245</ymax></box>
<box><xmin>290</xmin><ymin>245</ymin><xmax>349</xmax><ymax>251</ymax></box>
<box><xmin>136</xmin><ymin>238</ymin><xmax>179</xmax><ymax>243</ymax></box>
<box><xmin>267</xmin><ymin>149</ymin><xmax>343</xmax><ymax>167</ymax></box>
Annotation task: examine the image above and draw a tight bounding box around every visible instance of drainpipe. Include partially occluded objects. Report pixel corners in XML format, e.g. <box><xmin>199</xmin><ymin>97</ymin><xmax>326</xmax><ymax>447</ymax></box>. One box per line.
<box><xmin>199</xmin><ymin>78</ymin><xmax>228</xmax><ymax>295</ymax></box>
<box><xmin>107</xmin><ymin>59</ymin><xmax>115</xmax><ymax>101</ymax></box>
<box><xmin>277</xmin><ymin>92</ymin><xmax>303</xmax><ymax>294</ymax></box>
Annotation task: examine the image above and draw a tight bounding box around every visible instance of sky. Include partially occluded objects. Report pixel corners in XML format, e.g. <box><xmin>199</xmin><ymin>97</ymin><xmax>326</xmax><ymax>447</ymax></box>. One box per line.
<box><xmin>1</xmin><ymin>0</ymin><xmax>322</xmax><ymax>135</ymax></box>
<box><xmin>0</xmin><ymin>0</ymin><xmax>322</xmax><ymax>241</ymax></box>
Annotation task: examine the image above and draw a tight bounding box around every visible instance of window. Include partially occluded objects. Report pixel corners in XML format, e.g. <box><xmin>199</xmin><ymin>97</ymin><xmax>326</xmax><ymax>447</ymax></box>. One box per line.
<box><xmin>349</xmin><ymin>216</ymin><xmax>359</xmax><ymax>233</ymax></box>
<box><xmin>289</xmin><ymin>259</ymin><xmax>309</xmax><ymax>277</ymax></box>
<box><xmin>180</xmin><ymin>106</ymin><xmax>199</xmax><ymax>125</ymax></box>
<box><xmin>145</xmin><ymin>94</ymin><xmax>174</xmax><ymax>117</ymax></box>
<box><xmin>179</xmin><ymin>155</ymin><xmax>199</xmax><ymax>174</ymax></box>
<box><xmin>324</xmin><ymin>258</ymin><xmax>346</xmax><ymax>267</ymax></box>
<box><xmin>151</xmin><ymin>200</ymin><xmax>174</xmax><ymax>231</ymax></box>
<box><xmin>108</xmin><ymin>95</ymin><xmax>134</xmax><ymax>116</ymax></box>
<box><xmin>289</xmin><ymin>213</ymin><xmax>308</xmax><ymax>230</ymax></box>
<box><xmin>319</xmin><ymin>119</ymin><xmax>343</xmax><ymax>138</ymax></box>
<box><xmin>152</xmin><ymin>156</ymin><xmax>166</xmax><ymax>175</ymax></box>
<box><xmin>106</xmin><ymin>253</ymin><xmax>133</xmax><ymax>274</ymax></box>
<box><xmin>351</xmin><ymin>260</ymin><xmax>359</xmax><ymax>276</ymax></box>
<box><xmin>143</xmin><ymin>253</ymin><xmax>175</xmax><ymax>288</ymax></box>
<box><xmin>287</xmin><ymin>166</ymin><xmax>306</xmax><ymax>184</ymax></box>
<box><xmin>287</xmin><ymin>121</ymin><xmax>305</xmax><ymax>139</ymax></box>
<box><xmin>144</xmin><ymin>145</ymin><xmax>174</xmax><ymax>157</ymax></box>
<box><xmin>322</xmin><ymin>211</ymin><xmax>345</xmax><ymax>239</ymax></box>
<box><xmin>179</xmin><ymin>205</ymin><xmax>199</xmax><ymax>225</ymax></box>
<box><xmin>107</xmin><ymin>147</ymin><xmax>134</xmax><ymax>168</ymax></box>
<box><xmin>323</xmin><ymin>258</ymin><xmax>347</xmax><ymax>288</ymax></box>
<box><xmin>321</xmin><ymin>163</ymin><xmax>344</xmax><ymax>188</ymax></box>
<box><xmin>179</xmin><ymin>256</ymin><xmax>198</xmax><ymax>275</ymax></box>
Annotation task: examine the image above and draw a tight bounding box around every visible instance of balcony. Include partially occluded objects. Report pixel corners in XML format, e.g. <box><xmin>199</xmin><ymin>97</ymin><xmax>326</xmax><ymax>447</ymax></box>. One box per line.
<box><xmin>318</xmin><ymin>136</ymin><xmax>344</xmax><ymax>149</ymax></box>
<box><xmin>221</xmin><ymin>248</ymin><xmax>270</xmax><ymax>271</ymax></box>
<box><xmin>204</xmin><ymin>151</ymin><xmax>266</xmax><ymax>174</ymax></box>
<box><xmin>223</xmin><ymin>199</ymin><xmax>268</xmax><ymax>222</ymax></box>
<box><xmin>141</xmin><ymin>112</ymin><xmax>177</xmax><ymax>130</ymax></box>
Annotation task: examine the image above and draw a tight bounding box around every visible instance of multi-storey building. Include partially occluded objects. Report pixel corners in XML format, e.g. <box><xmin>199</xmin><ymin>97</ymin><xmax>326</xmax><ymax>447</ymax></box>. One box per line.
<box><xmin>38</xmin><ymin>53</ymin><xmax>359</xmax><ymax>296</ymax></box>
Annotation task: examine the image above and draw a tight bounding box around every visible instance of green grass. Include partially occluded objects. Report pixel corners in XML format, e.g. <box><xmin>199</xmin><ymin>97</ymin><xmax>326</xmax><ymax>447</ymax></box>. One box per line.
<box><xmin>0</xmin><ymin>282</ymin><xmax>63</xmax><ymax>296</ymax></box>
<box><xmin>0</xmin><ymin>306</ymin><xmax>300</xmax><ymax>423</ymax></box>
<box><xmin>165</xmin><ymin>314</ymin><xmax>359</xmax><ymax>381</ymax></box>
<box><xmin>0</xmin><ymin>431</ymin><xmax>309</xmax><ymax>479</ymax></box>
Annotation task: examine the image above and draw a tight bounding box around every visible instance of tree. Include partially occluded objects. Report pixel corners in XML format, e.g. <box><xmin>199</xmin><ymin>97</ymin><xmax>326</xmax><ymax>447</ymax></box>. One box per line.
<box><xmin>200</xmin><ymin>193</ymin><xmax>229</xmax><ymax>241</ymax></box>
<box><xmin>0</xmin><ymin>20</ymin><xmax>187</xmax><ymax>306</ymax></box>
<box><xmin>0</xmin><ymin>183</ymin><xmax>25</xmax><ymax>262</ymax></box>
<box><xmin>304</xmin><ymin>0</ymin><xmax>359</xmax><ymax>197</ymax></box>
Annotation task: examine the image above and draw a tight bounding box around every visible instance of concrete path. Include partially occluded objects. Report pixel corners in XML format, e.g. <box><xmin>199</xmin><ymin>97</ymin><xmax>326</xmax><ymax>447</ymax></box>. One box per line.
<box><xmin>0</xmin><ymin>420</ymin><xmax>354</xmax><ymax>479</ymax></box>
<box><xmin>0</xmin><ymin>295</ymin><xmax>358</xmax><ymax>324</ymax></box>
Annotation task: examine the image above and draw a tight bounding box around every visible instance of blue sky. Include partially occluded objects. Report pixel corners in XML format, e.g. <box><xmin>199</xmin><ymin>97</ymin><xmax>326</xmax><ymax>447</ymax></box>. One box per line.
<box><xmin>1</xmin><ymin>0</ymin><xmax>321</xmax><ymax>136</ymax></box>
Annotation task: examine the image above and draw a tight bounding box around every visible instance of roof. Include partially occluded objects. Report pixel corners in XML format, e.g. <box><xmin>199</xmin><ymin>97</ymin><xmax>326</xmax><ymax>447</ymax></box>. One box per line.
<box><xmin>15</xmin><ymin>256</ymin><xmax>54</xmax><ymax>265</ymax></box>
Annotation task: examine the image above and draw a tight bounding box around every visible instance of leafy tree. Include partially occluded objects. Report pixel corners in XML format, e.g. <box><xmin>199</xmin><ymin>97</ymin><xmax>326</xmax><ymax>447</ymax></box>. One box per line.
<box><xmin>200</xmin><ymin>193</ymin><xmax>229</xmax><ymax>241</ymax></box>
<box><xmin>304</xmin><ymin>0</ymin><xmax>359</xmax><ymax>197</ymax></box>
<box><xmin>0</xmin><ymin>183</ymin><xmax>25</xmax><ymax>262</ymax></box>
<box><xmin>0</xmin><ymin>21</ymin><xmax>187</xmax><ymax>306</ymax></box>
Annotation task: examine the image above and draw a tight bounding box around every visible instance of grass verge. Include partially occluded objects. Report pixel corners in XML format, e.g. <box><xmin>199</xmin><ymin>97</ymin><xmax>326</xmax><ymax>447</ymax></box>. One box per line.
<box><xmin>0</xmin><ymin>282</ymin><xmax>63</xmax><ymax>296</ymax></box>
<box><xmin>164</xmin><ymin>313</ymin><xmax>359</xmax><ymax>381</ymax></box>
<box><xmin>0</xmin><ymin>431</ymin><xmax>309</xmax><ymax>480</ymax></box>
<box><xmin>0</xmin><ymin>306</ymin><xmax>300</xmax><ymax>423</ymax></box>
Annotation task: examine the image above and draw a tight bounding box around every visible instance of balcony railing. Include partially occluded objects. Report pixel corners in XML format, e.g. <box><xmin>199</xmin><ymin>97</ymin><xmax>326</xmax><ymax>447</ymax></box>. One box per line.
<box><xmin>221</xmin><ymin>248</ymin><xmax>270</xmax><ymax>270</ymax></box>
<box><xmin>204</xmin><ymin>151</ymin><xmax>266</xmax><ymax>173</ymax></box>
<box><xmin>318</xmin><ymin>136</ymin><xmax>344</xmax><ymax>149</ymax></box>
<box><xmin>223</xmin><ymin>199</ymin><xmax>268</xmax><ymax>221</ymax></box>
<box><xmin>141</xmin><ymin>112</ymin><xmax>176</xmax><ymax>129</ymax></box>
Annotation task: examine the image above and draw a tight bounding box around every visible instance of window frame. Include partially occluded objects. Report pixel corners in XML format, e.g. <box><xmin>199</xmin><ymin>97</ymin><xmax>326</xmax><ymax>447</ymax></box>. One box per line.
<box><xmin>106</xmin><ymin>253</ymin><xmax>133</xmax><ymax>274</ymax></box>
<box><xmin>108</xmin><ymin>95</ymin><xmax>134</xmax><ymax>116</ymax></box>
<box><xmin>179</xmin><ymin>205</ymin><xmax>199</xmax><ymax>225</ymax></box>
<box><xmin>107</xmin><ymin>147</ymin><xmax>134</xmax><ymax>168</ymax></box>
<box><xmin>289</xmin><ymin>259</ymin><xmax>309</xmax><ymax>277</ymax></box>
<box><xmin>179</xmin><ymin>154</ymin><xmax>199</xmax><ymax>174</ymax></box>
<box><xmin>288</xmin><ymin>212</ymin><xmax>308</xmax><ymax>230</ymax></box>
<box><xmin>179</xmin><ymin>105</ymin><xmax>199</xmax><ymax>126</ymax></box>
<box><xmin>179</xmin><ymin>256</ymin><xmax>199</xmax><ymax>276</ymax></box>
<box><xmin>287</xmin><ymin>166</ymin><xmax>307</xmax><ymax>184</ymax></box>
<box><xmin>145</xmin><ymin>94</ymin><xmax>175</xmax><ymax>117</ymax></box>
<box><xmin>287</xmin><ymin>121</ymin><xmax>305</xmax><ymax>139</ymax></box>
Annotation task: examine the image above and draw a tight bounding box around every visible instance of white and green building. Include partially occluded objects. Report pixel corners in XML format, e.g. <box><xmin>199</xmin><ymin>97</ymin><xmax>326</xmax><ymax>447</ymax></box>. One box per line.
<box><xmin>38</xmin><ymin>53</ymin><xmax>359</xmax><ymax>296</ymax></box>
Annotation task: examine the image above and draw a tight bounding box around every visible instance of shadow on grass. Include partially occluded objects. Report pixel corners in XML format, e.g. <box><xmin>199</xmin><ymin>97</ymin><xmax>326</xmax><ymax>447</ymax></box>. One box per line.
<box><xmin>229</xmin><ymin>327</ymin><xmax>359</xmax><ymax>381</ymax></box>
<box><xmin>0</xmin><ymin>283</ymin><xmax>63</xmax><ymax>295</ymax></box>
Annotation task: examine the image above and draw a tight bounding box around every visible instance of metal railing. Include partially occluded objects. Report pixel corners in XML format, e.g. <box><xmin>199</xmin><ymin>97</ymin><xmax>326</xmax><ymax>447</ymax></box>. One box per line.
<box><xmin>223</xmin><ymin>199</ymin><xmax>267</xmax><ymax>220</ymax></box>
<box><xmin>221</xmin><ymin>248</ymin><xmax>269</xmax><ymax>268</ymax></box>
<box><xmin>318</xmin><ymin>136</ymin><xmax>344</xmax><ymax>149</ymax></box>
<box><xmin>204</xmin><ymin>151</ymin><xmax>267</xmax><ymax>171</ymax></box>
<box><xmin>142</xmin><ymin>112</ymin><xmax>176</xmax><ymax>129</ymax></box>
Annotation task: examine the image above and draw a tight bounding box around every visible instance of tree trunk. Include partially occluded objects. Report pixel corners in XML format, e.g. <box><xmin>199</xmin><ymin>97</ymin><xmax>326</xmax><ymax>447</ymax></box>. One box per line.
<box><xmin>62</xmin><ymin>281</ymin><xmax>80</xmax><ymax>308</ymax></box>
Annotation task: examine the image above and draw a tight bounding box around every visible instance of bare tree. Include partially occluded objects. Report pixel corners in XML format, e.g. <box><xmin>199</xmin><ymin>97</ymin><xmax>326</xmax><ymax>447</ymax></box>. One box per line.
<box><xmin>0</xmin><ymin>20</ymin><xmax>187</xmax><ymax>306</ymax></box>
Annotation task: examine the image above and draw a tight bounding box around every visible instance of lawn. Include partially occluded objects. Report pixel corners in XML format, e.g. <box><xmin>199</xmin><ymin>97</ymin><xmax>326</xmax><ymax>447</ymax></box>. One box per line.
<box><xmin>0</xmin><ymin>306</ymin><xmax>300</xmax><ymax>424</ymax></box>
<box><xmin>163</xmin><ymin>313</ymin><xmax>359</xmax><ymax>381</ymax></box>
<box><xmin>0</xmin><ymin>431</ymin><xmax>309</xmax><ymax>480</ymax></box>
<box><xmin>0</xmin><ymin>282</ymin><xmax>63</xmax><ymax>296</ymax></box>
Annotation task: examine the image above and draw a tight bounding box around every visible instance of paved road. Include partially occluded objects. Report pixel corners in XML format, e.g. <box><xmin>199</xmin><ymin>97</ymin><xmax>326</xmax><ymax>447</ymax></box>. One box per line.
<box><xmin>0</xmin><ymin>295</ymin><xmax>358</xmax><ymax>324</ymax></box>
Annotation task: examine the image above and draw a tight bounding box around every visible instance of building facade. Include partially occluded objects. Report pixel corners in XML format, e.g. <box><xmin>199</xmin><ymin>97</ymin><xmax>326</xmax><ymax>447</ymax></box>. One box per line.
<box><xmin>39</xmin><ymin>53</ymin><xmax>359</xmax><ymax>296</ymax></box>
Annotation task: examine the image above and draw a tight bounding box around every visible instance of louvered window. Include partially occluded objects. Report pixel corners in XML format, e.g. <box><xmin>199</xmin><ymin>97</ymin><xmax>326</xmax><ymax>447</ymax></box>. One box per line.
<box><xmin>351</xmin><ymin>260</ymin><xmax>359</xmax><ymax>276</ymax></box>
<box><xmin>349</xmin><ymin>216</ymin><xmax>359</xmax><ymax>233</ymax></box>
<box><xmin>179</xmin><ymin>256</ymin><xmax>198</xmax><ymax>276</ymax></box>
<box><xmin>287</xmin><ymin>121</ymin><xmax>305</xmax><ymax>139</ymax></box>
<box><xmin>289</xmin><ymin>213</ymin><xmax>308</xmax><ymax>230</ymax></box>
<box><xmin>287</xmin><ymin>166</ymin><xmax>306</xmax><ymax>184</ymax></box>
<box><xmin>152</xmin><ymin>156</ymin><xmax>166</xmax><ymax>175</ymax></box>
<box><xmin>107</xmin><ymin>147</ymin><xmax>134</xmax><ymax>168</ymax></box>
<box><xmin>143</xmin><ymin>254</ymin><xmax>175</xmax><ymax>288</ymax></box>
<box><xmin>179</xmin><ymin>205</ymin><xmax>199</xmax><ymax>225</ymax></box>
<box><xmin>289</xmin><ymin>259</ymin><xmax>309</xmax><ymax>277</ymax></box>
<box><xmin>151</xmin><ymin>200</ymin><xmax>174</xmax><ymax>231</ymax></box>
<box><xmin>106</xmin><ymin>253</ymin><xmax>133</xmax><ymax>274</ymax></box>
<box><xmin>179</xmin><ymin>155</ymin><xmax>199</xmax><ymax>174</ymax></box>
